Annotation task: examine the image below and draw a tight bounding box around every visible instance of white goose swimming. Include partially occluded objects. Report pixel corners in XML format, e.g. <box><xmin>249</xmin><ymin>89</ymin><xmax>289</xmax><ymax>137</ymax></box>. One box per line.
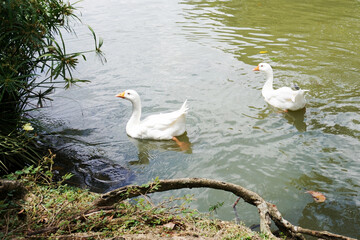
<box><xmin>253</xmin><ymin>63</ymin><xmax>309</xmax><ymax>111</ymax></box>
<box><xmin>116</xmin><ymin>90</ymin><xmax>188</xmax><ymax>140</ymax></box>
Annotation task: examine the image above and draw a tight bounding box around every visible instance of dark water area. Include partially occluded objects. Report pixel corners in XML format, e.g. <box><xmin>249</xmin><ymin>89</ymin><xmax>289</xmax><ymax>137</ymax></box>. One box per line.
<box><xmin>44</xmin><ymin>134</ymin><xmax>134</xmax><ymax>193</ymax></box>
<box><xmin>36</xmin><ymin>0</ymin><xmax>360</xmax><ymax>238</ymax></box>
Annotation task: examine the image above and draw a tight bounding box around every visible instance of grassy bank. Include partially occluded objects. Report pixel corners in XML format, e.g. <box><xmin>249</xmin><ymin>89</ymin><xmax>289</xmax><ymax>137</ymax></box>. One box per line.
<box><xmin>0</xmin><ymin>153</ymin><xmax>266</xmax><ymax>240</ymax></box>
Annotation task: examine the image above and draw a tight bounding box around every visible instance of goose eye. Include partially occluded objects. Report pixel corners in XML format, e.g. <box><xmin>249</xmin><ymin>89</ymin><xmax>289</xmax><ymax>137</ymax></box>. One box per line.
<box><xmin>260</xmin><ymin>64</ymin><xmax>263</xmax><ymax>67</ymax></box>
<box><xmin>127</xmin><ymin>92</ymin><xmax>130</xmax><ymax>95</ymax></box>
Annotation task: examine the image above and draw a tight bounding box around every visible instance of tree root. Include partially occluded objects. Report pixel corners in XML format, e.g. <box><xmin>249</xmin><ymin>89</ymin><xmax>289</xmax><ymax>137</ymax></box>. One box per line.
<box><xmin>95</xmin><ymin>177</ymin><xmax>356</xmax><ymax>240</ymax></box>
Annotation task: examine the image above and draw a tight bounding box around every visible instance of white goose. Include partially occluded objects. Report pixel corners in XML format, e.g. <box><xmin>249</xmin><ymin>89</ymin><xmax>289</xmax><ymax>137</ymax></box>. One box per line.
<box><xmin>253</xmin><ymin>63</ymin><xmax>309</xmax><ymax>111</ymax></box>
<box><xmin>116</xmin><ymin>90</ymin><xmax>188</xmax><ymax>140</ymax></box>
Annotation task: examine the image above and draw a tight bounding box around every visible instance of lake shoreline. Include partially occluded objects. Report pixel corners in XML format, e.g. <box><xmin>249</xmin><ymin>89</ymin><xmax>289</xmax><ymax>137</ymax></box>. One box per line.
<box><xmin>0</xmin><ymin>174</ymin><xmax>266</xmax><ymax>239</ymax></box>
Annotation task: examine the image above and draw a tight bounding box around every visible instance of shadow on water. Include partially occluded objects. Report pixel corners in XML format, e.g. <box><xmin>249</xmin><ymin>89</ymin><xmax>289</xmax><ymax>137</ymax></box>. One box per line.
<box><xmin>42</xmin><ymin>129</ymin><xmax>192</xmax><ymax>192</ymax></box>
<box><xmin>42</xmin><ymin>129</ymin><xmax>135</xmax><ymax>194</ymax></box>
<box><xmin>128</xmin><ymin>133</ymin><xmax>192</xmax><ymax>165</ymax></box>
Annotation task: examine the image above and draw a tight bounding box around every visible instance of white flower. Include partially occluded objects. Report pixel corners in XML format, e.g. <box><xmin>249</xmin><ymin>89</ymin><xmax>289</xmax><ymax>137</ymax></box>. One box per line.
<box><xmin>22</xmin><ymin>123</ymin><xmax>34</xmax><ymax>131</ymax></box>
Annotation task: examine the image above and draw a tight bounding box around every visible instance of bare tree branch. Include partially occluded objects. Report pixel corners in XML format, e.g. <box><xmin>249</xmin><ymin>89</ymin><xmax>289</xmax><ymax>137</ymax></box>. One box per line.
<box><xmin>95</xmin><ymin>177</ymin><xmax>356</xmax><ymax>240</ymax></box>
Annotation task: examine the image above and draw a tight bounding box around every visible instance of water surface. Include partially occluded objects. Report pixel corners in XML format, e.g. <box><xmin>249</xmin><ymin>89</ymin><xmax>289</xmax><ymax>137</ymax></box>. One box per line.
<box><xmin>39</xmin><ymin>0</ymin><xmax>360</xmax><ymax>237</ymax></box>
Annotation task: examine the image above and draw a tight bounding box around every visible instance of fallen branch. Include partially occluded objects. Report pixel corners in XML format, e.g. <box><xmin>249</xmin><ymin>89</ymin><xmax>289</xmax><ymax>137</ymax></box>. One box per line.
<box><xmin>95</xmin><ymin>178</ymin><xmax>356</xmax><ymax>240</ymax></box>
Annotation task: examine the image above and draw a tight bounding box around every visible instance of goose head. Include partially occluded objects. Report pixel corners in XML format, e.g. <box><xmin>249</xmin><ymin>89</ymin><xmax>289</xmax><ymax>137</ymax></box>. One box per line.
<box><xmin>253</xmin><ymin>63</ymin><xmax>273</xmax><ymax>73</ymax></box>
<box><xmin>116</xmin><ymin>89</ymin><xmax>141</xmax><ymax>104</ymax></box>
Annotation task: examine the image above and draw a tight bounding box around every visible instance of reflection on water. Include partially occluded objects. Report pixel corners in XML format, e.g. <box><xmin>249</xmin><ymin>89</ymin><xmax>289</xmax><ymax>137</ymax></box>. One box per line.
<box><xmin>128</xmin><ymin>133</ymin><xmax>192</xmax><ymax>165</ymax></box>
<box><xmin>39</xmin><ymin>0</ymin><xmax>360</xmax><ymax>238</ymax></box>
<box><xmin>180</xmin><ymin>0</ymin><xmax>360</xmax><ymax>76</ymax></box>
<box><xmin>284</xmin><ymin>108</ymin><xmax>307</xmax><ymax>132</ymax></box>
<box><xmin>248</xmin><ymin>106</ymin><xmax>307</xmax><ymax>132</ymax></box>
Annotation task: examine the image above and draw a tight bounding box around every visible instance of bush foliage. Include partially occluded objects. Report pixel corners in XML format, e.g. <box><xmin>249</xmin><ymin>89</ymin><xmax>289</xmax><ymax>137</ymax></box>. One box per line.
<box><xmin>0</xmin><ymin>0</ymin><xmax>104</xmax><ymax>174</ymax></box>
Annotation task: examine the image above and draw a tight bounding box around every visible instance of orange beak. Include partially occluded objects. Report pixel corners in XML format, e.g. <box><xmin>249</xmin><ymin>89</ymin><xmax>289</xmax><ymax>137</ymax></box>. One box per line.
<box><xmin>253</xmin><ymin>65</ymin><xmax>260</xmax><ymax>71</ymax></box>
<box><xmin>115</xmin><ymin>91</ymin><xmax>125</xmax><ymax>98</ymax></box>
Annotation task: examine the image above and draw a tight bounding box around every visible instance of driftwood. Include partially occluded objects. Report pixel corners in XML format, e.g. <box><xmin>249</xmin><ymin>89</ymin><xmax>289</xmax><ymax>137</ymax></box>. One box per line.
<box><xmin>95</xmin><ymin>178</ymin><xmax>356</xmax><ymax>240</ymax></box>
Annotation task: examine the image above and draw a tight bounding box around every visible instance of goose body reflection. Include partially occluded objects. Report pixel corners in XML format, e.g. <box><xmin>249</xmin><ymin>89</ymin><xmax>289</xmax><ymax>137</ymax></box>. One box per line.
<box><xmin>128</xmin><ymin>134</ymin><xmax>192</xmax><ymax>165</ymax></box>
<box><xmin>284</xmin><ymin>108</ymin><xmax>307</xmax><ymax>132</ymax></box>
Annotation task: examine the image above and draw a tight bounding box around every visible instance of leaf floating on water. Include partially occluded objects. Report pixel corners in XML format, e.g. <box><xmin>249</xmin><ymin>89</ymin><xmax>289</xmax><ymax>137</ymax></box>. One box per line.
<box><xmin>259</xmin><ymin>51</ymin><xmax>268</xmax><ymax>54</ymax></box>
<box><xmin>306</xmin><ymin>190</ymin><xmax>326</xmax><ymax>203</ymax></box>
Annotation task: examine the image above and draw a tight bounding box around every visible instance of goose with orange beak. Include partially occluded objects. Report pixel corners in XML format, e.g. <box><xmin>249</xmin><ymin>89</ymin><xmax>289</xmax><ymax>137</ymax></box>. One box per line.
<box><xmin>116</xmin><ymin>90</ymin><xmax>188</xmax><ymax>141</ymax></box>
<box><xmin>253</xmin><ymin>63</ymin><xmax>309</xmax><ymax>111</ymax></box>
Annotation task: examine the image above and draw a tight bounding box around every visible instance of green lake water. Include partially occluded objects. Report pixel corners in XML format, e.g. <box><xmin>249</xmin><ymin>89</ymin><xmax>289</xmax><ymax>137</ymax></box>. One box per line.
<box><xmin>39</xmin><ymin>0</ymin><xmax>360</xmax><ymax>237</ymax></box>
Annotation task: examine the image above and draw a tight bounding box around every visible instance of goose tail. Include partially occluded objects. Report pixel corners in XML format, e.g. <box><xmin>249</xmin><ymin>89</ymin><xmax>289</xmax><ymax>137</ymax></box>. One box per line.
<box><xmin>180</xmin><ymin>99</ymin><xmax>189</xmax><ymax>114</ymax></box>
<box><xmin>291</xmin><ymin>89</ymin><xmax>309</xmax><ymax>102</ymax></box>
<box><xmin>300</xmin><ymin>89</ymin><xmax>310</xmax><ymax>94</ymax></box>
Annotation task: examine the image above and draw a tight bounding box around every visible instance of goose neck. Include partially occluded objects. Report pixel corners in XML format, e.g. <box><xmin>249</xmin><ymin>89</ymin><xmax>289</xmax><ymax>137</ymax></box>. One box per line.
<box><xmin>128</xmin><ymin>100</ymin><xmax>141</xmax><ymax>126</ymax></box>
<box><xmin>262</xmin><ymin>70</ymin><xmax>274</xmax><ymax>91</ymax></box>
